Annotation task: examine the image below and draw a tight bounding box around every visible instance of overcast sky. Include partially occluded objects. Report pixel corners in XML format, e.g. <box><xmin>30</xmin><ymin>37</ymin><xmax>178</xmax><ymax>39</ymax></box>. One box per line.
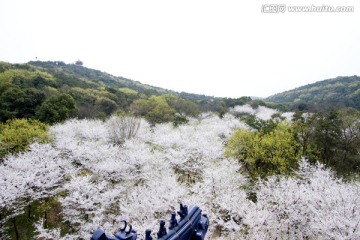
<box><xmin>1</xmin><ymin>0</ymin><xmax>359</xmax><ymax>98</ymax></box>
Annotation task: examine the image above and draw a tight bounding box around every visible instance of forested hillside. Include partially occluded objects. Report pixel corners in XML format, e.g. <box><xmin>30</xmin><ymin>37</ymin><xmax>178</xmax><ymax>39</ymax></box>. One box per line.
<box><xmin>266</xmin><ymin>75</ymin><xmax>360</xmax><ymax>110</ymax></box>
<box><xmin>0</xmin><ymin>61</ymin><xmax>257</xmax><ymax>124</ymax></box>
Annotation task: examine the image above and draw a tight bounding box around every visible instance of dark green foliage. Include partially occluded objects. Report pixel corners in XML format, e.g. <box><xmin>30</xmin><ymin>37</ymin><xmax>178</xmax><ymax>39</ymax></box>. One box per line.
<box><xmin>105</xmin><ymin>86</ymin><xmax>132</xmax><ymax>108</ymax></box>
<box><xmin>0</xmin><ymin>84</ymin><xmax>46</xmax><ymax>122</ymax></box>
<box><xmin>21</xmin><ymin>88</ymin><xmax>46</xmax><ymax>118</ymax></box>
<box><xmin>95</xmin><ymin>97</ymin><xmax>118</xmax><ymax>115</ymax></box>
<box><xmin>241</xmin><ymin>115</ymin><xmax>279</xmax><ymax>134</ymax></box>
<box><xmin>0</xmin><ymin>68</ymin><xmax>55</xmax><ymax>121</ymax></box>
<box><xmin>0</xmin><ymin>61</ymin><xmax>11</xmax><ymax>73</ymax></box>
<box><xmin>4</xmin><ymin>195</ymin><xmax>71</xmax><ymax>240</ymax></box>
<box><xmin>198</xmin><ymin>99</ymin><xmax>227</xmax><ymax>114</ymax></box>
<box><xmin>223</xmin><ymin>96</ymin><xmax>252</xmax><ymax>108</ymax></box>
<box><xmin>266</xmin><ymin>75</ymin><xmax>360</xmax><ymax>110</ymax></box>
<box><xmin>292</xmin><ymin>111</ymin><xmax>319</xmax><ymax>161</ymax></box>
<box><xmin>36</xmin><ymin>94</ymin><xmax>77</xmax><ymax>124</ymax></box>
<box><xmin>179</xmin><ymin>91</ymin><xmax>215</xmax><ymax>101</ymax></box>
<box><xmin>0</xmin><ymin>85</ymin><xmax>25</xmax><ymax>121</ymax></box>
<box><xmin>336</xmin><ymin>108</ymin><xmax>360</xmax><ymax>174</ymax></box>
<box><xmin>249</xmin><ymin>99</ymin><xmax>266</xmax><ymax>109</ymax></box>
<box><xmin>292</xmin><ymin>109</ymin><xmax>360</xmax><ymax>175</ymax></box>
<box><xmin>312</xmin><ymin>111</ymin><xmax>342</xmax><ymax>166</ymax></box>
<box><xmin>173</xmin><ymin>114</ymin><xmax>189</xmax><ymax>127</ymax></box>
<box><xmin>320</xmin><ymin>110</ymin><xmax>360</xmax><ymax>174</ymax></box>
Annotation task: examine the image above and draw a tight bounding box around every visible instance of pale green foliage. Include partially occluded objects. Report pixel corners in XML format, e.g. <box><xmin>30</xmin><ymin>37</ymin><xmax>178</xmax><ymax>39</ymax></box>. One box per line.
<box><xmin>161</xmin><ymin>93</ymin><xmax>200</xmax><ymax>117</ymax></box>
<box><xmin>129</xmin><ymin>94</ymin><xmax>199</xmax><ymax>125</ymax></box>
<box><xmin>0</xmin><ymin>119</ymin><xmax>49</xmax><ymax>157</ymax></box>
<box><xmin>130</xmin><ymin>95</ymin><xmax>176</xmax><ymax>124</ymax></box>
<box><xmin>147</xmin><ymin>96</ymin><xmax>176</xmax><ymax>124</ymax></box>
<box><xmin>226</xmin><ymin>122</ymin><xmax>300</xmax><ymax>178</ymax></box>
<box><xmin>118</xmin><ymin>87</ymin><xmax>138</xmax><ymax>96</ymax></box>
<box><xmin>0</xmin><ymin>69</ymin><xmax>56</xmax><ymax>88</ymax></box>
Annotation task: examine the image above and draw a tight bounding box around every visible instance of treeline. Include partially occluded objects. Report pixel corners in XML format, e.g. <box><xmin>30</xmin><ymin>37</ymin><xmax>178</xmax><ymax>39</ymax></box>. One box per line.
<box><xmin>266</xmin><ymin>75</ymin><xmax>360</xmax><ymax>111</ymax></box>
<box><xmin>227</xmin><ymin>108</ymin><xmax>360</xmax><ymax>178</ymax></box>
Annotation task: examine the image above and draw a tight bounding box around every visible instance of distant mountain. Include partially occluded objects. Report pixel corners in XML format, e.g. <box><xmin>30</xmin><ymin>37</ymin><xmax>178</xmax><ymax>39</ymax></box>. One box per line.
<box><xmin>266</xmin><ymin>76</ymin><xmax>360</xmax><ymax>110</ymax></box>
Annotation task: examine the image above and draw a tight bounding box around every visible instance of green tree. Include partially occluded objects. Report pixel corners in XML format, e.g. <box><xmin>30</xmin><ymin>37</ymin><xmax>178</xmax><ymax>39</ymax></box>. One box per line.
<box><xmin>334</xmin><ymin>109</ymin><xmax>360</xmax><ymax>174</ymax></box>
<box><xmin>0</xmin><ymin>87</ymin><xmax>46</xmax><ymax>122</ymax></box>
<box><xmin>68</xmin><ymin>88</ymin><xmax>97</xmax><ymax>118</ymax></box>
<box><xmin>292</xmin><ymin>110</ymin><xmax>360</xmax><ymax>175</ymax></box>
<box><xmin>129</xmin><ymin>96</ymin><xmax>177</xmax><ymax>124</ymax></box>
<box><xmin>161</xmin><ymin>94</ymin><xmax>200</xmax><ymax>117</ymax></box>
<box><xmin>312</xmin><ymin>111</ymin><xmax>342</xmax><ymax>167</ymax></box>
<box><xmin>21</xmin><ymin>88</ymin><xmax>46</xmax><ymax>118</ymax></box>
<box><xmin>95</xmin><ymin>97</ymin><xmax>118</xmax><ymax>116</ymax></box>
<box><xmin>0</xmin><ymin>119</ymin><xmax>48</xmax><ymax>158</ymax></box>
<box><xmin>226</xmin><ymin>122</ymin><xmax>300</xmax><ymax>178</ymax></box>
<box><xmin>224</xmin><ymin>96</ymin><xmax>252</xmax><ymax>108</ymax></box>
<box><xmin>36</xmin><ymin>94</ymin><xmax>77</xmax><ymax>124</ymax></box>
<box><xmin>0</xmin><ymin>61</ymin><xmax>11</xmax><ymax>72</ymax></box>
<box><xmin>129</xmin><ymin>98</ymin><xmax>156</xmax><ymax>117</ymax></box>
<box><xmin>147</xmin><ymin>96</ymin><xmax>176</xmax><ymax>124</ymax></box>
<box><xmin>0</xmin><ymin>86</ymin><xmax>26</xmax><ymax>121</ymax></box>
<box><xmin>241</xmin><ymin>114</ymin><xmax>278</xmax><ymax>134</ymax></box>
<box><xmin>0</xmin><ymin>69</ymin><xmax>56</xmax><ymax>89</ymax></box>
<box><xmin>292</xmin><ymin>111</ymin><xmax>319</xmax><ymax>162</ymax></box>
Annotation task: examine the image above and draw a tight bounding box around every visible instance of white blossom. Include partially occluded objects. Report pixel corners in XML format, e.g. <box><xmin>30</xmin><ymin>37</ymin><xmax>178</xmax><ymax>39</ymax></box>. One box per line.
<box><xmin>1</xmin><ymin>111</ymin><xmax>359</xmax><ymax>239</ymax></box>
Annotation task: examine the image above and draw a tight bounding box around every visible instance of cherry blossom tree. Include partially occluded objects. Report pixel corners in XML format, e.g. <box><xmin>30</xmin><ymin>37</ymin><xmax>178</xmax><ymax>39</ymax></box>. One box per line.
<box><xmin>243</xmin><ymin>159</ymin><xmax>360</xmax><ymax>239</ymax></box>
<box><xmin>0</xmin><ymin>143</ymin><xmax>76</xmax><ymax>236</ymax></box>
<box><xmin>1</xmin><ymin>106</ymin><xmax>359</xmax><ymax>239</ymax></box>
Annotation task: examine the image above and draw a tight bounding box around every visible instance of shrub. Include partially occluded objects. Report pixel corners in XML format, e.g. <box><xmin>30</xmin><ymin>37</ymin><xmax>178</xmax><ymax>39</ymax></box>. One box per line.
<box><xmin>0</xmin><ymin>119</ymin><xmax>49</xmax><ymax>158</ymax></box>
<box><xmin>226</xmin><ymin>122</ymin><xmax>300</xmax><ymax>178</ymax></box>
<box><xmin>106</xmin><ymin>115</ymin><xmax>141</xmax><ymax>144</ymax></box>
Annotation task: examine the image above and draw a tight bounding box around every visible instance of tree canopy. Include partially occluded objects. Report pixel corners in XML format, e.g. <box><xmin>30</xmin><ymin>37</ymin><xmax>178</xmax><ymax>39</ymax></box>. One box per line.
<box><xmin>36</xmin><ymin>94</ymin><xmax>77</xmax><ymax>124</ymax></box>
<box><xmin>226</xmin><ymin>122</ymin><xmax>300</xmax><ymax>178</ymax></box>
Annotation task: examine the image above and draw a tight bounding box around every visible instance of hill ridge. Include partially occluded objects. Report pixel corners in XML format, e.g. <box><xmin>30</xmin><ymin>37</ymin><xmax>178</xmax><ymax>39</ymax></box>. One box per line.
<box><xmin>266</xmin><ymin>75</ymin><xmax>360</xmax><ymax>110</ymax></box>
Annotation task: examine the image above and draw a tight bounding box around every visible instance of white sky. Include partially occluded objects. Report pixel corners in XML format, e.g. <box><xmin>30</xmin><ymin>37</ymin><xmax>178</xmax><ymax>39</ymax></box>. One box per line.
<box><xmin>1</xmin><ymin>0</ymin><xmax>359</xmax><ymax>98</ymax></box>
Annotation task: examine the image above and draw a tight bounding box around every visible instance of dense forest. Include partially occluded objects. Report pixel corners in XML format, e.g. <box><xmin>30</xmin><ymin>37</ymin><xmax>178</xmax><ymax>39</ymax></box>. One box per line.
<box><xmin>266</xmin><ymin>75</ymin><xmax>360</xmax><ymax>111</ymax></box>
<box><xmin>1</xmin><ymin>60</ymin><xmax>359</xmax><ymax>239</ymax></box>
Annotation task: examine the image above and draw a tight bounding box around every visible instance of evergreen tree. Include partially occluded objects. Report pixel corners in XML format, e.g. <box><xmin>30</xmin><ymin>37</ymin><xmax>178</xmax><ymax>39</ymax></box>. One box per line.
<box><xmin>36</xmin><ymin>94</ymin><xmax>77</xmax><ymax>124</ymax></box>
